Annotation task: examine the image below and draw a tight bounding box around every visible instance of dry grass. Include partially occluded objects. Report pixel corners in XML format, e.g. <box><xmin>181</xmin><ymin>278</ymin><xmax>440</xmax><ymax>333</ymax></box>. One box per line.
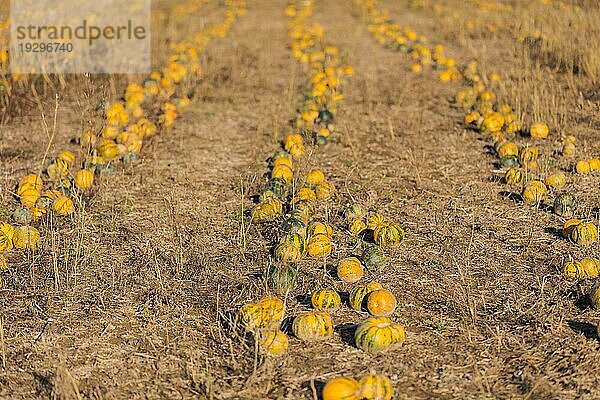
<box><xmin>1</xmin><ymin>0</ymin><xmax>600</xmax><ymax>399</ymax></box>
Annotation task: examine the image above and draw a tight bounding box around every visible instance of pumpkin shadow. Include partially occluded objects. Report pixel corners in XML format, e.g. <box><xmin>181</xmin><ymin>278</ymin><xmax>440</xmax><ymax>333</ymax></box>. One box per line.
<box><xmin>218</xmin><ymin>310</ymin><xmax>238</xmax><ymax>333</ymax></box>
<box><xmin>295</xmin><ymin>294</ymin><xmax>312</xmax><ymax>308</ymax></box>
<box><xmin>218</xmin><ymin>311</ymin><xmax>254</xmax><ymax>349</ymax></box>
<box><xmin>338</xmin><ymin>291</ymin><xmax>350</xmax><ymax>304</ymax></box>
<box><xmin>335</xmin><ymin>322</ymin><xmax>357</xmax><ymax>347</ymax></box>
<box><xmin>300</xmin><ymin>380</ymin><xmax>326</xmax><ymax>398</ymax></box>
<box><xmin>248</xmin><ymin>194</ymin><xmax>260</xmax><ymax>204</ymax></box>
<box><xmin>567</xmin><ymin>320</ymin><xmax>598</xmax><ymax>340</ymax></box>
<box><xmin>359</xmin><ymin>229</ymin><xmax>375</xmax><ymax>243</ymax></box>
<box><xmin>325</xmin><ymin>264</ymin><xmax>338</xmax><ymax>280</ymax></box>
<box><xmin>574</xmin><ymin>295</ymin><xmax>590</xmax><ymax>311</ymax></box>
<box><xmin>489</xmin><ymin>174</ymin><xmax>503</xmax><ymax>184</ymax></box>
<box><xmin>544</xmin><ymin>226</ymin><xmax>563</xmax><ymax>239</ymax></box>
<box><xmin>280</xmin><ymin>316</ymin><xmax>294</xmax><ymax>335</ymax></box>
<box><xmin>498</xmin><ymin>190</ymin><xmax>521</xmax><ymax>204</ymax></box>
<box><xmin>483</xmin><ymin>144</ymin><xmax>495</xmax><ymax>155</ymax></box>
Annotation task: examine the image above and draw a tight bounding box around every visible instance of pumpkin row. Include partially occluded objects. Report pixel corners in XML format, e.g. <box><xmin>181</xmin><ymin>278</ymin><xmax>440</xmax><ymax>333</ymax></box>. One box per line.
<box><xmin>236</xmin><ymin>2</ymin><xmax>401</xmax><ymax>399</ymax></box>
<box><xmin>355</xmin><ymin>0</ymin><xmax>600</xmax><ymax>342</ymax></box>
<box><xmin>0</xmin><ymin>1</ymin><xmax>248</xmax><ymax>272</ymax></box>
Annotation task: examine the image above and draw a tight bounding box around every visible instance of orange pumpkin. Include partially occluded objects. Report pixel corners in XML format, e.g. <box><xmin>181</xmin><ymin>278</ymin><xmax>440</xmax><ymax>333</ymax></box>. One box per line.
<box><xmin>322</xmin><ymin>377</ymin><xmax>361</xmax><ymax>400</ymax></box>
<box><xmin>367</xmin><ymin>289</ymin><xmax>397</xmax><ymax>316</ymax></box>
<box><xmin>337</xmin><ymin>257</ymin><xmax>364</xmax><ymax>283</ymax></box>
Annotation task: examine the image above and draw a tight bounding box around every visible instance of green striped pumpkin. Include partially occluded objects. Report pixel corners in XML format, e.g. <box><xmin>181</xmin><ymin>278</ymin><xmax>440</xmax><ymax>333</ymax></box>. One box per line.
<box><xmin>359</xmin><ymin>375</ymin><xmax>393</xmax><ymax>400</ymax></box>
<box><xmin>311</xmin><ymin>288</ymin><xmax>341</xmax><ymax>311</ymax></box>
<box><xmin>553</xmin><ymin>193</ymin><xmax>577</xmax><ymax>218</ymax></box>
<box><xmin>349</xmin><ymin>286</ymin><xmax>370</xmax><ymax>312</ymax></box>
<box><xmin>267</xmin><ymin>264</ymin><xmax>298</xmax><ymax>295</ymax></box>
<box><xmin>344</xmin><ymin>203</ymin><xmax>366</xmax><ymax>223</ymax></box>
<box><xmin>349</xmin><ymin>282</ymin><xmax>383</xmax><ymax>311</ymax></box>
<box><xmin>292</xmin><ymin>311</ymin><xmax>333</xmax><ymax>341</ymax></box>
<box><xmin>354</xmin><ymin>317</ymin><xmax>405</xmax><ymax>353</ymax></box>
<box><xmin>274</xmin><ymin>243</ymin><xmax>302</xmax><ymax>263</ymax></box>
<box><xmin>373</xmin><ymin>222</ymin><xmax>404</xmax><ymax>247</ymax></box>
<box><xmin>281</xmin><ymin>217</ymin><xmax>307</xmax><ymax>237</ymax></box>
<box><xmin>279</xmin><ymin>233</ymin><xmax>306</xmax><ymax>254</ymax></box>
<box><xmin>361</xmin><ymin>245</ymin><xmax>386</xmax><ymax>269</ymax></box>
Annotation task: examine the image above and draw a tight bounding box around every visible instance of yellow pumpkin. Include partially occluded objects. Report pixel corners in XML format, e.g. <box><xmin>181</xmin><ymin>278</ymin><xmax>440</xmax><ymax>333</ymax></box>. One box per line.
<box><xmin>518</xmin><ymin>146</ymin><xmax>538</xmax><ymax>164</ymax></box>
<box><xmin>349</xmin><ymin>282</ymin><xmax>383</xmax><ymax>311</ymax></box>
<box><xmin>293</xmin><ymin>200</ymin><xmax>316</xmax><ymax>220</ymax></box>
<box><xmin>0</xmin><ymin>253</ymin><xmax>7</xmax><ymax>271</ymax></box>
<box><xmin>292</xmin><ymin>311</ymin><xmax>333</xmax><ymax>341</ymax></box>
<box><xmin>58</xmin><ymin>150</ymin><xmax>76</xmax><ymax>165</ymax></box>
<box><xmin>97</xmin><ymin>139</ymin><xmax>120</xmax><ymax>160</ymax></box>
<box><xmin>306</xmin><ymin>222</ymin><xmax>332</xmax><ymax>238</ymax></box>
<box><xmin>322</xmin><ymin>377</ymin><xmax>361</xmax><ymax>400</ymax></box>
<box><xmin>367</xmin><ymin>213</ymin><xmax>386</xmax><ymax>230</ymax></box>
<box><xmin>0</xmin><ymin>223</ymin><xmax>15</xmax><ymax>252</ymax></box>
<box><xmin>530</xmin><ymin>122</ymin><xmax>549</xmax><ymax>139</ymax></box>
<box><xmin>305</xmin><ymin>169</ymin><xmax>325</xmax><ymax>187</ymax></box>
<box><xmin>31</xmin><ymin>207</ymin><xmax>47</xmax><ymax>221</ymax></box>
<box><xmin>316</xmin><ymin>181</ymin><xmax>335</xmax><ymax>200</ymax></box>
<box><xmin>251</xmin><ymin>199</ymin><xmax>283</xmax><ymax>221</ymax></box>
<box><xmin>589</xmin><ymin>159</ymin><xmax>600</xmax><ymax>171</ymax></box>
<box><xmin>257</xmin><ymin>330</ymin><xmax>289</xmax><ymax>356</ymax></box>
<box><xmin>311</xmin><ymin>288</ymin><xmax>342</xmax><ymax>311</ymax></box>
<box><xmin>562</xmin><ymin>142</ymin><xmax>576</xmax><ymax>156</ymax></box>
<box><xmin>570</xmin><ymin>222</ymin><xmax>598</xmax><ymax>245</ymax></box>
<box><xmin>292</xmin><ymin>187</ymin><xmax>317</xmax><ymax>203</ymax></box>
<box><xmin>75</xmin><ymin>169</ymin><xmax>94</xmax><ymax>191</ymax></box>
<box><xmin>544</xmin><ymin>172</ymin><xmax>567</xmax><ymax>189</ymax></box>
<box><xmin>367</xmin><ymin>289</ymin><xmax>397</xmax><ymax>316</ymax></box>
<box><xmin>480</xmin><ymin>112</ymin><xmax>504</xmax><ymax>133</ymax></box>
<box><xmin>337</xmin><ymin>257</ymin><xmax>364</xmax><ymax>283</ymax></box>
<box><xmin>345</xmin><ymin>204</ymin><xmax>366</xmax><ymax>223</ymax></box>
<box><xmin>284</xmin><ymin>134</ymin><xmax>303</xmax><ymax>152</ymax></box>
<box><xmin>279</xmin><ymin>233</ymin><xmax>306</xmax><ymax>254</ymax></box>
<box><xmin>354</xmin><ymin>317</ymin><xmax>405</xmax><ymax>353</ymax></box>
<box><xmin>479</xmin><ymin>91</ymin><xmax>496</xmax><ymax>103</ymax></box>
<box><xmin>257</xmin><ymin>296</ymin><xmax>285</xmax><ymax>328</ymax></box>
<box><xmin>359</xmin><ymin>375</ymin><xmax>393</xmax><ymax>400</ymax></box>
<box><xmin>464</xmin><ymin>111</ymin><xmax>481</xmax><ymax>125</ymax></box>
<box><xmin>349</xmin><ymin>219</ymin><xmax>367</xmax><ymax>235</ymax></box>
<box><xmin>581</xmin><ymin>258</ymin><xmax>600</xmax><ymax>276</ymax></box>
<box><xmin>272</xmin><ymin>164</ymin><xmax>294</xmax><ymax>183</ymax></box>
<box><xmin>497</xmin><ymin>142</ymin><xmax>519</xmax><ymax>158</ymax></box>
<box><xmin>563</xmin><ymin>261</ymin><xmax>586</xmax><ymax>279</ymax></box>
<box><xmin>521</xmin><ymin>181</ymin><xmax>547</xmax><ymax>204</ymax></box>
<box><xmin>521</xmin><ymin>160</ymin><xmax>539</xmax><ymax>170</ymax></box>
<box><xmin>19</xmin><ymin>188</ymin><xmax>41</xmax><ymax>208</ymax></box>
<box><xmin>504</xmin><ymin>168</ymin><xmax>526</xmax><ymax>186</ymax></box>
<box><xmin>561</xmin><ymin>220</ymin><xmax>579</xmax><ymax>240</ymax></box>
<box><xmin>237</xmin><ymin>303</ymin><xmax>264</xmax><ymax>331</ymax></box>
<box><xmin>102</xmin><ymin>125</ymin><xmax>119</xmax><ymax>139</ymax></box>
<box><xmin>12</xmin><ymin>226</ymin><xmax>40</xmax><ymax>251</ymax></box>
<box><xmin>590</xmin><ymin>284</ymin><xmax>600</xmax><ymax>310</ymax></box>
<box><xmin>53</xmin><ymin>196</ymin><xmax>75</xmax><ymax>216</ymax></box>
<box><xmin>576</xmin><ymin>160</ymin><xmax>591</xmax><ymax>175</ymax></box>
<box><xmin>19</xmin><ymin>174</ymin><xmax>43</xmax><ymax>191</ymax></box>
<box><xmin>288</xmin><ymin>143</ymin><xmax>305</xmax><ymax>159</ymax></box>
<box><xmin>46</xmin><ymin>159</ymin><xmax>70</xmax><ymax>180</ymax></box>
<box><xmin>307</xmin><ymin>234</ymin><xmax>332</xmax><ymax>257</ymax></box>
